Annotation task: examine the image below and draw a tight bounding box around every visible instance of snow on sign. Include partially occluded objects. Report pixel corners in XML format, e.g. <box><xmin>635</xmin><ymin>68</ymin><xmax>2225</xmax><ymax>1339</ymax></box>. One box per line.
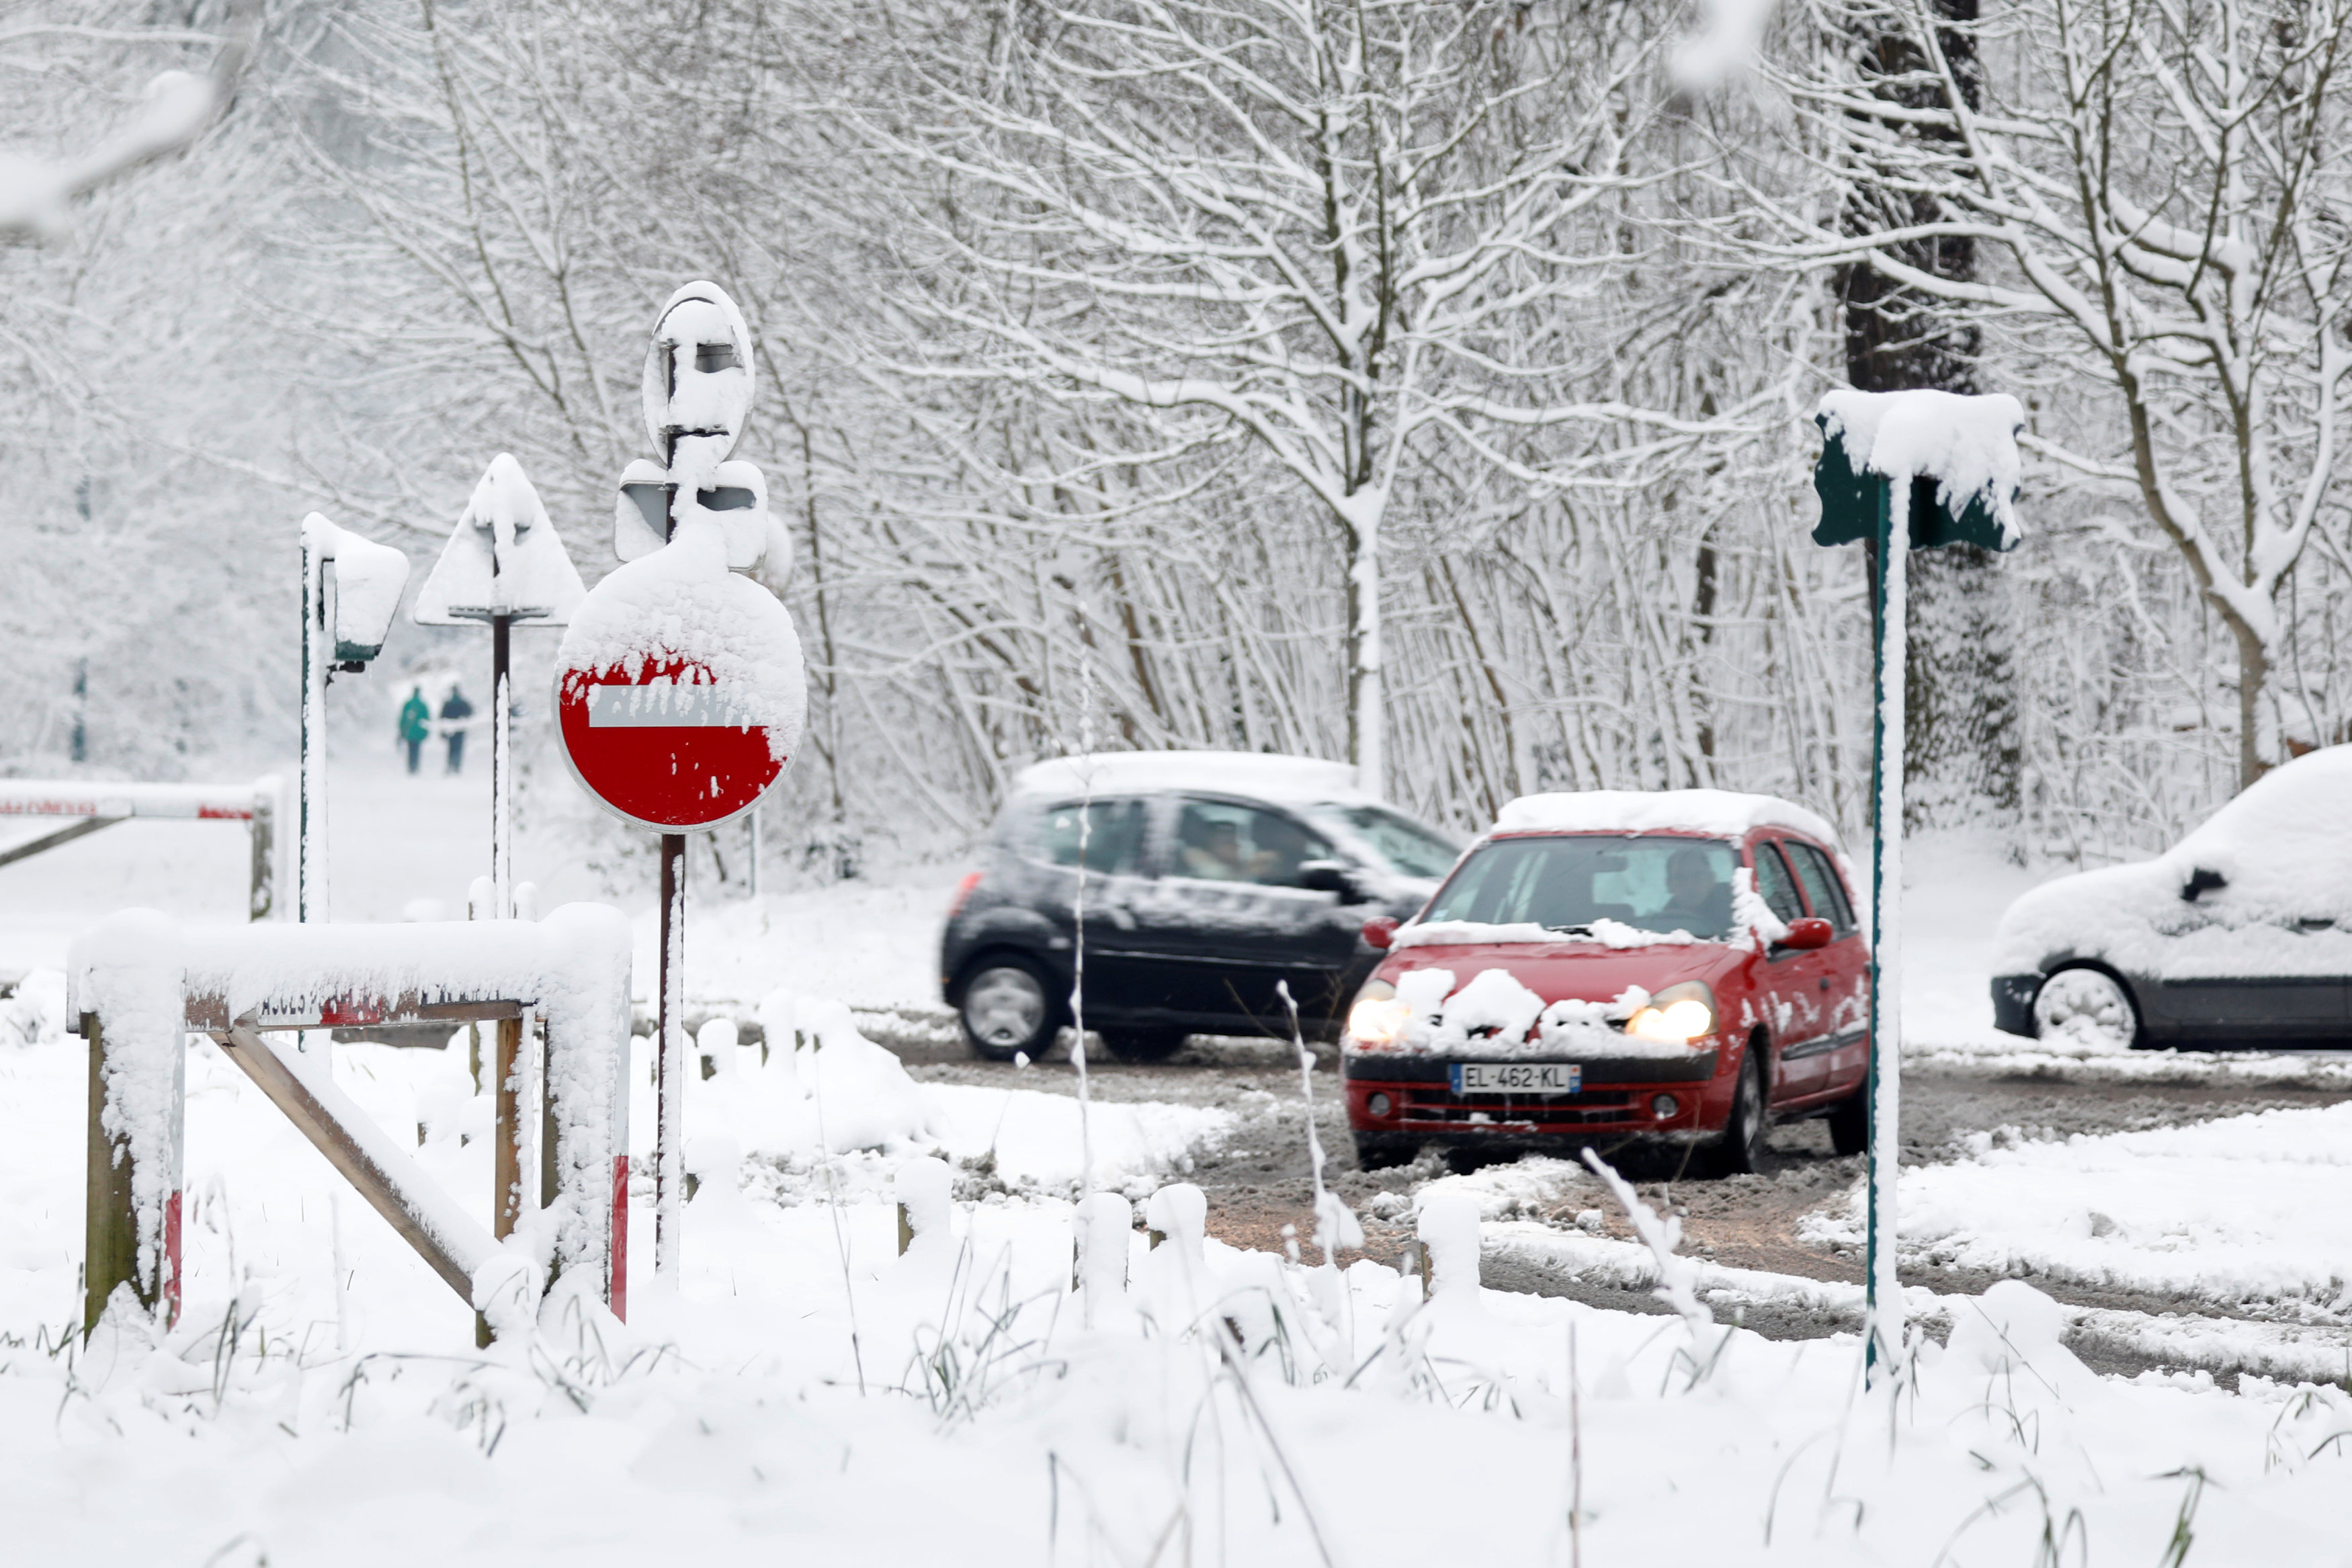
<box><xmin>554</xmin><ymin>281</ymin><xmax>806</xmax><ymax>833</ymax></box>
<box><xmin>554</xmin><ymin>568</ymin><xmax>804</xmax><ymax>831</ymax></box>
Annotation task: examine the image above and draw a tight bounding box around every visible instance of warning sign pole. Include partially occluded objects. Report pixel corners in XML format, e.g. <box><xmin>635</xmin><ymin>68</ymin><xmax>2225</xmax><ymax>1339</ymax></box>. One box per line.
<box><xmin>657</xmin><ymin>831</ymin><xmax>686</xmax><ymax>1272</ymax></box>
<box><xmin>556</xmin><ymin>281</ymin><xmax>806</xmax><ymax>1282</ymax></box>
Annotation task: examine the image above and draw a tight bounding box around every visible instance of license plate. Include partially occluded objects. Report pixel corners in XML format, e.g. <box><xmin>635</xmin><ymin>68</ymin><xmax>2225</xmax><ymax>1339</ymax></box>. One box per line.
<box><xmin>1449</xmin><ymin>1062</ymin><xmax>1581</xmax><ymax>1095</ymax></box>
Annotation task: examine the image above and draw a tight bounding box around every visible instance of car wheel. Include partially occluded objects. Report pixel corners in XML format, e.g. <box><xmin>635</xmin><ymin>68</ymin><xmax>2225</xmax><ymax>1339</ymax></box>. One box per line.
<box><xmin>1353</xmin><ymin>1133</ymin><xmax>1416</xmax><ymax>1170</ymax></box>
<box><xmin>1712</xmin><ymin>1045</ymin><xmax>1769</xmax><ymax>1176</ymax></box>
<box><xmin>958</xmin><ymin>957</ymin><xmax>1061</xmax><ymax>1061</ymax></box>
<box><xmin>1097</xmin><ymin>1029</ymin><xmax>1187</xmax><ymax>1063</ymax></box>
<box><xmin>2031</xmin><ymin>966</ymin><xmax>2141</xmax><ymax>1052</ymax></box>
<box><xmin>1827</xmin><ymin>1086</ymin><xmax>1867</xmax><ymax>1157</ymax></box>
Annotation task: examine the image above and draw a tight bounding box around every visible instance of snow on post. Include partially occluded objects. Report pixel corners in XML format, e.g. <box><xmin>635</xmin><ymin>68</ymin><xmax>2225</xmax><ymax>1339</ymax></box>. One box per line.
<box><xmin>298</xmin><ymin>515</ymin><xmax>410</xmax><ymax>924</ymax></box>
<box><xmin>414</xmin><ymin>455</ymin><xmax>585</xmax><ymax>924</ymax></box>
<box><xmin>412</xmin><ymin>455</ymin><xmax>587</xmax><ymax>627</ymax></box>
<box><xmin>557</xmin><ymin>281</ymin><xmax>806</xmax><ymax>1287</ymax></box>
<box><xmin>1810</xmin><ymin>387</ymin><xmax>2024</xmax><ymax>1383</ymax></box>
<box><xmin>69</xmin><ymin>908</ymin><xmax>634</xmax><ymax>1338</ymax></box>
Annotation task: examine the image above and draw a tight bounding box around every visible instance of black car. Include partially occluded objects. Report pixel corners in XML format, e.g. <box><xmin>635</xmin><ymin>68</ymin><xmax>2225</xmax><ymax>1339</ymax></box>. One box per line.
<box><xmin>941</xmin><ymin>753</ymin><xmax>1462</xmax><ymax>1061</ymax></box>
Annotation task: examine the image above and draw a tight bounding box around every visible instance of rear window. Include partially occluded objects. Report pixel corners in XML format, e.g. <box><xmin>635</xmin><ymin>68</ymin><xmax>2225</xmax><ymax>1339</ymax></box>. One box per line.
<box><xmin>1302</xmin><ymin>803</ymin><xmax>1461</xmax><ymax>879</ymax></box>
<box><xmin>1034</xmin><ymin>798</ymin><xmax>1147</xmax><ymax>875</ymax></box>
<box><xmin>1423</xmin><ymin>834</ymin><xmax>1742</xmax><ymax>940</ymax></box>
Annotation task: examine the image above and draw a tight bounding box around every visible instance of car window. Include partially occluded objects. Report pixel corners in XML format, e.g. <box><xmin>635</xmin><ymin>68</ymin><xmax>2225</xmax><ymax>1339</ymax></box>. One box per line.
<box><xmin>1036</xmin><ymin>798</ymin><xmax>1148</xmax><ymax>875</ymax></box>
<box><xmin>1171</xmin><ymin>799</ymin><xmax>1332</xmax><ymax>887</ymax></box>
<box><xmin>1423</xmin><ymin>834</ymin><xmax>1741</xmax><ymax>939</ymax></box>
<box><xmin>1785</xmin><ymin>841</ymin><xmax>1855</xmax><ymax>931</ymax></box>
<box><xmin>1300</xmin><ymin>803</ymin><xmax>1461</xmax><ymax>879</ymax></box>
<box><xmin>1751</xmin><ymin>841</ymin><xmax>1806</xmax><ymax>925</ymax></box>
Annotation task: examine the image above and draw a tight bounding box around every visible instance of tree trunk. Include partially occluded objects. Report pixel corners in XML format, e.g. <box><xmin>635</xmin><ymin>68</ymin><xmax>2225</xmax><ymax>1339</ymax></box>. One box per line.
<box><xmin>1838</xmin><ymin>0</ymin><xmax>2020</xmax><ymax>844</ymax></box>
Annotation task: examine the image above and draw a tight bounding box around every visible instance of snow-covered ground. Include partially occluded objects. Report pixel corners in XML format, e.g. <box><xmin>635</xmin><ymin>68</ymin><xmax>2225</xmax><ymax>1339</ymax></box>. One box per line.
<box><xmin>12</xmin><ymin>766</ymin><xmax>2352</xmax><ymax>1561</ymax></box>
<box><xmin>9</xmin><ymin>1012</ymin><xmax>2352</xmax><ymax>1563</ymax></box>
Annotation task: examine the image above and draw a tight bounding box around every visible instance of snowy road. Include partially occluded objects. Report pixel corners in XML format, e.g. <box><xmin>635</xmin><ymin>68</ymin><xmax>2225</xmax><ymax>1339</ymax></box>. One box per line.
<box><xmin>857</xmin><ymin>1025</ymin><xmax>2352</xmax><ymax>1379</ymax></box>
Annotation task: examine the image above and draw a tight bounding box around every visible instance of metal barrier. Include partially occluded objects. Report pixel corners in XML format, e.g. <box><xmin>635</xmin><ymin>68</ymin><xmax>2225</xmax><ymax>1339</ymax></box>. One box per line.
<box><xmin>0</xmin><ymin>778</ymin><xmax>284</xmax><ymax>920</ymax></box>
<box><xmin>71</xmin><ymin>908</ymin><xmax>632</xmax><ymax>1341</ymax></box>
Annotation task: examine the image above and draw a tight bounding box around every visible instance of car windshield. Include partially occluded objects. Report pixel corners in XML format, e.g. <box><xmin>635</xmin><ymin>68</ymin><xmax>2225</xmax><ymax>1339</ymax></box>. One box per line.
<box><xmin>1422</xmin><ymin>834</ymin><xmax>1742</xmax><ymax>940</ymax></box>
<box><xmin>1302</xmin><ymin>803</ymin><xmax>1462</xmax><ymax>879</ymax></box>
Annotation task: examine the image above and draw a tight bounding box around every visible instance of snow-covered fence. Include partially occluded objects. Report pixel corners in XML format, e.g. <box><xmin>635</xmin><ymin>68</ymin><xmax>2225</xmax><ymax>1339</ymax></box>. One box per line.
<box><xmin>70</xmin><ymin>908</ymin><xmax>632</xmax><ymax>1340</ymax></box>
<box><xmin>0</xmin><ymin>778</ymin><xmax>286</xmax><ymax>919</ymax></box>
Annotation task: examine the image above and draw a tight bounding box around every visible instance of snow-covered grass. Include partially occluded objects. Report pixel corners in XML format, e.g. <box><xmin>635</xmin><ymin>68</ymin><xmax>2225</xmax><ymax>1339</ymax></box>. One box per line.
<box><xmin>7</xmin><ymin>1006</ymin><xmax>2352</xmax><ymax>1561</ymax></box>
<box><xmin>1806</xmin><ymin>1104</ymin><xmax>2352</xmax><ymax>1317</ymax></box>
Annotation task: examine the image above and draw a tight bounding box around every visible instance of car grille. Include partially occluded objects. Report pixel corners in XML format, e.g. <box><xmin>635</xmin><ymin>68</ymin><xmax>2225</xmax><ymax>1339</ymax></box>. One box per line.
<box><xmin>1392</xmin><ymin>1086</ymin><xmax>1639</xmax><ymax>1127</ymax></box>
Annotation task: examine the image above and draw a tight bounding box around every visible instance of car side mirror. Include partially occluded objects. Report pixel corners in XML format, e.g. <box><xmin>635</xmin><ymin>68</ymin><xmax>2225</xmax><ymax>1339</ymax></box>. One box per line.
<box><xmin>1297</xmin><ymin>859</ymin><xmax>1359</xmax><ymax>900</ymax></box>
<box><xmin>1361</xmin><ymin>915</ymin><xmax>1399</xmax><ymax>950</ymax></box>
<box><xmin>2181</xmin><ymin>867</ymin><xmax>2227</xmax><ymax>902</ymax></box>
<box><xmin>1777</xmin><ymin>917</ymin><xmax>1834</xmax><ymax>951</ymax></box>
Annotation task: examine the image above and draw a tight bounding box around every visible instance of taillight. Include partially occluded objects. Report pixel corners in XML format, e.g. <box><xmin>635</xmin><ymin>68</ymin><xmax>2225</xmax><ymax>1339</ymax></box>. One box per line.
<box><xmin>947</xmin><ymin>870</ymin><xmax>982</xmax><ymax>918</ymax></box>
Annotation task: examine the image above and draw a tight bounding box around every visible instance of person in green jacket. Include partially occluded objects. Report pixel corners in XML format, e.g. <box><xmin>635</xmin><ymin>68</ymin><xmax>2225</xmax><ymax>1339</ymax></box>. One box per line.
<box><xmin>398</xmin><ymin>686</ymin><xmax>431</xmax><ymax>775</ymax></box>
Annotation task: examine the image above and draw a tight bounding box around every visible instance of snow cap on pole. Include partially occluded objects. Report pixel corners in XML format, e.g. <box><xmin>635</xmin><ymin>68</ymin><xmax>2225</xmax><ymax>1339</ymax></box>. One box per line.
<box><xmin>412</xmin><ymin>453</ymin><xmax>587</xmax><ymax>626</ymax></box>
<box><xmin>300</xmin><ymin>513</ymin><xmax>410</xmax><ymax>662</ymax></box>
<box><xmin>1812</xmin><ymin>388</ymin><xmax>2026</xmax><ymax>552</ymax></box>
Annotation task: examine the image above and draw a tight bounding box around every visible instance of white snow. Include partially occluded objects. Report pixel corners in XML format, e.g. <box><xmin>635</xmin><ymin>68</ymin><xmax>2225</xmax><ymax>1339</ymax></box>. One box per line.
<box><xmin>1994</xmin><ymin>744</ymin><xmax>2352</xmax><ymax>980</ymax></box>
<box><xmin>1805</xmin><ymin>1101</ymin><xmax>2352</xmax><ymax>1315</ymax></box>
<box><xmin>1012</xmin><ymin>750</ymin><xmax>1368</xmax><ymax>804</ymax></box>
<box><xmin>554</xmin><ymin>511</ymin><xmax>808</xmax><ymax>765</ymax></box>
<box><xmin>1493</xmin><ymin>787</ymin><xmax>1843</xmax><ymax>850</ymax></box>
<box><xmin>303</xmin><ymin>513</ymin><xmax>411</xmax><ymax>660</ymax></box>
<box><xmin>411</xmin><ymin>454</ymin><xmax>587</xmax><ymax>626</ymax></box>
<box><xmin>1817</xmin><ymin>386</ymin><xmax>2028</xmax><ymax>547</ymax></box>
<box><xmin>1672</xmin><ymin>0</ymin><xmax>1777</xmax><ymax>90</ymax></box>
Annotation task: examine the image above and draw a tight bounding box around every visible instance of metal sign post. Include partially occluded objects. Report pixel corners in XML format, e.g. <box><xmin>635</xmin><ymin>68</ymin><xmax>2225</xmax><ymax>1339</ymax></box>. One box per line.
<box><xmin>411</xmin><ymin>454</ymin><xmax>587</xmax><ymax>920</ymax></box>
<box><xmin>1811</xmin><ymin>391</ymin><xmax>2024</xmax><ymax>1386</ymax></box>
<box><xmin>556</xmin><ymin>281</ymin><xmax>805</xmax><ymax>1279</ymax></box>
<box><xmin>298</xmin><ymin>514</ymin><xmax>409</xmax><ymax>924</ymax></box>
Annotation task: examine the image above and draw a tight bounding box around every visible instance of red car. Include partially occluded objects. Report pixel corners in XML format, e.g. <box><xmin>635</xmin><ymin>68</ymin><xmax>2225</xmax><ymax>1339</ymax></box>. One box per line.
<box><xmin>1342</xmin><ymin>791</ymin><xmax>1870</xmax><ymax>1174</ymax></box>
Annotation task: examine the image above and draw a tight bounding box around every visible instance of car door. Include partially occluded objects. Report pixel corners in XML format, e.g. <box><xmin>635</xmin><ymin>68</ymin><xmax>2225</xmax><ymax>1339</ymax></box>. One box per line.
<box><xmin>1749</xmin><ymin>838</ymin><xmax>1831</xmax><ymax>1103</ymax></box>
<box><xmin>1782</xmin><ymin>839</ymin><xmax>1870</xmax><ymax>1096</ymax></box>
<box><xmin>1025</xmin><ymin>797</ymin><xmax>1159</xmax><ymax>1013</ymax></box>
<box><xmin>1124</xmin><ymin>796</ymin><xmax>1363</xmax><ymax>1032</ymax></box>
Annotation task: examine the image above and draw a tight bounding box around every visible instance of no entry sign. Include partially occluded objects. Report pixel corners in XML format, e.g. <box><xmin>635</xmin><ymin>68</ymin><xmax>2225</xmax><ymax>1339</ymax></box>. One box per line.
<box><xmin>554</xmin><ymin>556</ymin><xmax>806</xmax><ymax>832</ymax></box>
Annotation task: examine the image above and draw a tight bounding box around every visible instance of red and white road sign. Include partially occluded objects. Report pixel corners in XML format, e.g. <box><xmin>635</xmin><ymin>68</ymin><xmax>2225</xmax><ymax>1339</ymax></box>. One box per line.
<box><xmin>557</xmin><ymin>652</ymin><xmax>790</xmax><ymax>830</ymax></box>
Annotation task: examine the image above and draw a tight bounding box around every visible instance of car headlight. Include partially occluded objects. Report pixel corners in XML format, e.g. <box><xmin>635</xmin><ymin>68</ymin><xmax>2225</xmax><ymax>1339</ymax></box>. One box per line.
<box><xmin>1345</xmin><ymin>978</ymin><xmax>1411</xmax><ymax>1050</ymax></box>
<box><xmin>1623</xmin><ymin>981</ymin><xmax>1716</xmax><ymax>1045</ymax></box>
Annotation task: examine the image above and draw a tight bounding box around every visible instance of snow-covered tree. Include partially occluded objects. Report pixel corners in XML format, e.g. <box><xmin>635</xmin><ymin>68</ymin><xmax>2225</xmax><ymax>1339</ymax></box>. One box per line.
<box><xmin>1779</xmin><ymin>0</ymin><xmax>2352</xmax><ymax>789</ymax></box>
<box><xmin>847</xmin><ymin>0</ymin><xmax>1720</xmax><ymax>796</ymax></box>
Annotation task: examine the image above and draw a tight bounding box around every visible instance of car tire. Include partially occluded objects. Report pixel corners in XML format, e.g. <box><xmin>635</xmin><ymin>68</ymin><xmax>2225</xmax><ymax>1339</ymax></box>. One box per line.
<box><xmin>2031</xmin><ymin>966</ymin><xmax>2142</xmax><ymax>1052</ymax></box>
<box><xmin>1712</xmin><ymin>1044</ymin><xmax>1770</xmax><ymax>1176</ymax></box>
<box><xmin>1353</xmin><ymin>1133</ymin><xmax>1416</xmax><ymax>1170</ymax></box>
<box><xmin>957</xmin><ymin>956</ymin><xmax>1063</xmax><ymax>1061</ymax></box>
<box><xmin>1827</xmin><ymin>1086</ymin><xmax>1867</xmax><ymax>1157</ymax></box>
<box><xmin>1097</xmin><ymin>1029</ymin><xmax>1187</xmax><ymax>1063</ymax></box>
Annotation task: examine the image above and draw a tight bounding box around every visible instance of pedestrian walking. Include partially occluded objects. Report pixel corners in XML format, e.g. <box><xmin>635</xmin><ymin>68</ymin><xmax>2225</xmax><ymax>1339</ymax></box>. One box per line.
<box><xmin>398</xmin><ymin>685</ymin><xmax>431</xmax><ymax>775</ymax></box>
<box><xmin>442</xmin><ymin>683</ymin><xmax>475</xmax><ymax>775</ymax></box>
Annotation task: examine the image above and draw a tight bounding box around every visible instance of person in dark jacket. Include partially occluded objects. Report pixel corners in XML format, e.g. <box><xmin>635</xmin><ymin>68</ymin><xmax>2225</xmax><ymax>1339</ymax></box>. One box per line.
<box><xmin>441</xmin><ymin>685</ymin><xmax>475</xmax><ymax>774</ymax></box>
<box><xmin>398</xmin><ymin>686</ymin><xmax>431</xmax><ymax>775</ymax></box>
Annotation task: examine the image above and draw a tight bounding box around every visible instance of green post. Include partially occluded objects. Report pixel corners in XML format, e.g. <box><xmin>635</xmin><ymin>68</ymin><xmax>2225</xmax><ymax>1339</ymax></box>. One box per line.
<box><xmin>1810</xmin><ymin>396</ymin><xmax>2023</xmax><ymax>1388</ymax></box>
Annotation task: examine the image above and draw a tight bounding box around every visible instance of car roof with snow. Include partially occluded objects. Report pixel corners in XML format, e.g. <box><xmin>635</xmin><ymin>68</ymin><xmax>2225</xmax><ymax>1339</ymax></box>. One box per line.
<box><xmin>1488</xmin><ymin>789</ymin><xmax>1844</xmax><ymax>851</ymax></box>
<box><xmin>1009</xmin><ymin>751</ymin><xmax>1372</xmax><ymax>805</ymax></box>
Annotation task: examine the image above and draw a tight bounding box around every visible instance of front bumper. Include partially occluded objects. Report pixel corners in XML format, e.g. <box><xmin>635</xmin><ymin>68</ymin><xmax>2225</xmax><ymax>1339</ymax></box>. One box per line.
<box><xmin>1344</xmin><ymin>1049</ymin><xmax>1720</xmax><ymax>1139</ymax></box>
<box><xmin>1990</xmin><ymin>973</ymin><xmax>2041</xmax><ymax>1038</ymax></box>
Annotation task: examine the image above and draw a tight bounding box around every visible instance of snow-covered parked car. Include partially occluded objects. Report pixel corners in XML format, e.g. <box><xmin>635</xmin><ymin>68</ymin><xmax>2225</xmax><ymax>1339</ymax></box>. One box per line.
<box><xmin>941</xmin><ymin>752</ymin><xmax>1462</xmax><ymax>1061</ymax></box>
<box><xmin>1991</xmin><ymin>746</ymin><xmax>2352</xmax><ymax>1050</ymax></box>
<box><xmin>1342</xmin><ymin>790</ymin><xmax>1869</xmax><ymax>1174</ymax></box>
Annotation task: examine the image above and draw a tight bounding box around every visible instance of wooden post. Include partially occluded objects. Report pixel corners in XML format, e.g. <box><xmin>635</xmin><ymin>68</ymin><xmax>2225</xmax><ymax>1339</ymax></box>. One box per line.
<box><xmin>82</xmin><ymin>1014</ymin><xmax>140</xmax><ymax>1336</ymax></box>
<box><xmin>247</xmin><ymin>783</ymin><xmax>275</xmax><ymax>921</ymax></box>
<box><xmin>495</xmin><ymin>1015</ymin><xmax>526</xmax><ymax>1239</ymax></box>
<box><xmin>896</xmin><ymin>1202</ymin><xmax>915</xmax><ymax>1256</ymax></box>
<box><xmin>216</xmin><ymin>1025</ymin><xmax>486</xmax><ymax>1305</ymax></box>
